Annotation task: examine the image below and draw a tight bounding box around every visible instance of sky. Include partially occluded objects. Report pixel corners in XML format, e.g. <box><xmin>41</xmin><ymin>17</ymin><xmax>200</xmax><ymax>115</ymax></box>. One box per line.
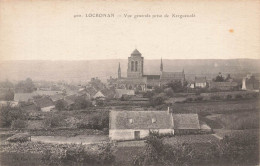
<box><xmin>0</xmin><ymin>0</ymin><xmax>259</xmax><ymax>60</ymax></box>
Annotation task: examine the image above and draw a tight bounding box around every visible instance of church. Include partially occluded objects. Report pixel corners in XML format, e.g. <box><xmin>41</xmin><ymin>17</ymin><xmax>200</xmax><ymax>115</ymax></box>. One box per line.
<box><xmin>112</xmin><ymin>49</ymin><xmax>185</xmax><ymax>91</ymax></box>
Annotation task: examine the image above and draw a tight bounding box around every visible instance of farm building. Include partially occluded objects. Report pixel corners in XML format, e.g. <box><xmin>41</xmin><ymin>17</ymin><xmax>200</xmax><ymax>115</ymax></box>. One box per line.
<box><xmin>172</xmin><ymin>114</ymin><xmax>201</xmax><ymax>135</ymax></box>
<box><xmin>109</xmin><ymin>110</ymin><xmax>174</xmax><ymax>141</ymax></box>
<box><xmin>34</xmin><ymin>97</ymin><xmax>55</xmax><ymax>112</ymax></box>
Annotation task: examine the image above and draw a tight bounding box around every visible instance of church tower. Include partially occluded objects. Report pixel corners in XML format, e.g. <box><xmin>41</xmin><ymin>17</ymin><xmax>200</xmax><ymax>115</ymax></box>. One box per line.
<box><xmin>118</xmin><ymin>62</ymin><xmax>121</xmax><ymax>79</ymax></box>
<box><xmin>127</xmin><ymin>49</ymin><xmax>144</xmax><ymax>78</ymax></box>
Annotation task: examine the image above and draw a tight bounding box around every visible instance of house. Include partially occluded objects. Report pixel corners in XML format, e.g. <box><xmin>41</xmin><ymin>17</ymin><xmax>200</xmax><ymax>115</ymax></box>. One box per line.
<box><xmin>93</xmin><ymin>91</ymin><xmax>105</xmax><ymax>99</ymax></box>
<box><xmin>34</xmin><ymin>90</ymin><xmax>63</xmax><ymax>96</ymax></box>
<box><xmin>50</xmin><ymin>94</ymin><xmax>64</xmax><ymax>102</ymax></box>
<box><xmin>242</xmin><ymin>74</ymin><xmax>259</xmax><ymax>91</ymax></box>
<box><xmin>172</xmin><ymin>114</ymin><xmax>201</xmax><ymax>135</ymax></box>
<box><xmin>14</xmin><ymin>93</ymin><xmax>35</xmax><ymax>102</ymax></box>
<box><xmin>109</xmin><ymin>110</ymin><xmax>174</xmax><ymax>141</ymax></box>
<box><xmin>34</xmin><ymin>97</ymin><xmax>55</xmax><ymax>112</ymax></box>
<box><xmin>194</xmin><ymin>77</ymin><xmax>207</xmax><ymax>88</ymax></box>
<box><xmin>115</xmin><ymin>89</ymin><xmax>135</xmax><ymax>98</ymax></box>
<box><xmin>109</xmin><ymin>109</ymin><xmax>202</xmax><ymax>141</ymax></box>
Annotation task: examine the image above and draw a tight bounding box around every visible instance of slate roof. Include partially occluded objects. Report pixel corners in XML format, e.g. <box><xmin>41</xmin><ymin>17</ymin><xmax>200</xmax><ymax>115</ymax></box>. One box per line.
<box><xmin>172</xmin><ymin>114</ymin><xmax>200</xmax><ymax>129</ymax></box>
<box><xmin>110</xmin><ymin>111</ymin><xmax>172</xmax><ymax>130</ymax></box>
<box><xmin>160</xmin><ymin>71</ymin><xmax>184</xmax><ymax>80</ymax></box>
<box><xmin>34</xmin><ymin>97</ymin><xmax>54</xmax><ymax>108</ymax></box>
<box><xmin>131</xmin><ymin>49</ymin><xmax>141</xmax><ymax>56</ymax></box>
<box><xmin>195</xmin><ymin>77</ymin><xmax>207</xmax><ymax>83</ymax></box>
<box><xmin>85</xmin><ymin>87</ymin><xmax>98</xmax><ymax>97</ymax></box>
<box><xmin>64</xmin><ymin>94</ymin><xmax>78</xmax><ymax>105</ymax></box>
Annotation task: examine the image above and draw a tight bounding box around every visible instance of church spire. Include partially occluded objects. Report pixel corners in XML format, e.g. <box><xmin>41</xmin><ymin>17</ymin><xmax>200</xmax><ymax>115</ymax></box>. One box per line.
<box><xmin>118</xmin><ymin>62</ymin><xmax>121</xmax><ymax>79</ymax></box>
<box><xmin>160</xmin><ymin>57</ymin><xmax>163</xmax><ymax>72</ymax></box>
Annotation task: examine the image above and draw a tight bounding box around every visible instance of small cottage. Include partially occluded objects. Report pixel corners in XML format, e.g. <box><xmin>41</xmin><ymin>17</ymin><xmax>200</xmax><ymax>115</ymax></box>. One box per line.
<box><xmin>109</xmin><ymin>110</ymin><xmax>174</xmax><ymax>141</ymax></box>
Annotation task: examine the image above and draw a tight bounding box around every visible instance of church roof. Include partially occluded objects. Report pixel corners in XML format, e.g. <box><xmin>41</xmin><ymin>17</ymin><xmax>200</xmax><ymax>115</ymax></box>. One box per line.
<box><xmin>160</xmin><ymin>71</ymin><xmax>184</xmax><ymax>79</ymax></box>
<box><xmin>131</xmin><ymin>49</ymin><xmax>141</xmax><ymax>55</ymax></box>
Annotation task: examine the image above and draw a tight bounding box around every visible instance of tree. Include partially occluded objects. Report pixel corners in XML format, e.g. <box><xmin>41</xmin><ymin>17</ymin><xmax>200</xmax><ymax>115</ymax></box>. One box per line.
<box><xmin>55</xmin><ymin>100</ymin><xmax>65</xmax><ymax>111</ymax></box>
<box><xmin>166</xmin><ymin>80</ymin><xmax>185</xmax><ymax>93</ymax></box>
<box><xmin>214</xmin><ymin>72</ymin><xmax>225</xmax><ymax>82</ymax></box>
<box><xmin>15</xmin><ymin>78</ymin><xmax>35</xmax><ymax>93</ymax></box>
<box><xmin>74</xmin><ymin>96</ymin><xmax>92</xmax><ymax>110</ymax></box>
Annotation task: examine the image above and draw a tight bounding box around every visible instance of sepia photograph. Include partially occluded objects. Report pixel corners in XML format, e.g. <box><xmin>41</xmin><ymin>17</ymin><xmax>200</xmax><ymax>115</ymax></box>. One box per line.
<box><xmin>0</xmin><ymin>0</ymin><xmax>259</xmax><ymax>165</ymax></box>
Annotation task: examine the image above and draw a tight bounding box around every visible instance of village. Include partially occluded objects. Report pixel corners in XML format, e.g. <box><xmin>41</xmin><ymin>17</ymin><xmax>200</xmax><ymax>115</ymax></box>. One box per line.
<box><xmin>0</xmin><ymin>50</ymin><xmax>259</xmax><ymax>166</ymax></box>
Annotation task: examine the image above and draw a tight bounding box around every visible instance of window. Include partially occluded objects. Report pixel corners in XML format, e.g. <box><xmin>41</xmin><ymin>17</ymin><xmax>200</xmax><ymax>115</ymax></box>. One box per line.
<box><xmin>131</xmin><ymin>61</ymin><xmax>134</xmax><ymax>71</ymax></box>
<box><xmin>135</xmin><ymin>61</ymin><xmax>138</xmax><ymax>71</ymax></box>
<box><xmin>152</xmin><ymin>118</ymin><xmax>156</xmax><ymax>123</ymax></box>
<box><xmin>129</xmin><ymin>119</ymin><xmax>133</xmax><ymax>124</ymax></box>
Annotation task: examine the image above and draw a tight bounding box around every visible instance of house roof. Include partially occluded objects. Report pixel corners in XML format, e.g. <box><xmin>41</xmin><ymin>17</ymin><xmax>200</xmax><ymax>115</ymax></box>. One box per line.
<box><xmin>115</xmin><ymin>89</ymin><xmax>135</xmax><ymax>98</ymax></box>
<box><xmin>195</xmin><ymin>77</ymin><xmax>207</xmax><ymax>83</ymax></box>
<box><xmin>34</xmin><ymin>97</ymin><xmax>54</xmax><ymax>108</ymax></box>
<box><xmin>14</xmin><ymin>93</ymin><xmax>35</xmax><ymax>102</ymax></box>
<box><xmin>110</xmin><ymin>111</ymin><xmax>172</xmax><ymax>130</ymax></box>
<box><xmin>131</xmin><ymin>49</ymin><xmax>141</xmax><ymax>55</ymax></box>
<box><xmin>100</xmin><ymin>88</ymin><xmax>115</xmax><ymax>98</ymax></box>
<box><xmin>117</xmin><ymin>77</ymin><xmax>147</xmax><ymax>84</ymax></box>
<box><xmin>34</xmin><ymin>90</ymin><xmax>62</xmax><ymax>96</ymax></box>
<box><xmin>85</xmin><ymin>87</ymin><xmax>98</xmax><ymax>97</ymax></box>
<box><xmin>64</xmin><ymin>94</ymin><xmax>78</xmax><ymax>105</ymax></box>
<box><xmin>50</xmin><ymin>94</ymin><xmax>64</xmax><ymax>102</ymax></box>
<box><xmin>93</xmin><ymin>91</ymin><xmax>105</xmax><ymax>99</ymax></box>
<box><xmin>172</xmin><ymin>114</ymin><xmax>200</xmax><ymax>129</ymax></box>
<box><xmin>160</xmin><ymin>71</ymin><xmax>184</xmax><ymax>80</ymax></box>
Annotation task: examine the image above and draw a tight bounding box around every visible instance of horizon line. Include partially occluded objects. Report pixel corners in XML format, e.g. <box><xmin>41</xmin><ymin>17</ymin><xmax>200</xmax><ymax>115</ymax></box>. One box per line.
<box><xmin>1</xmin><ymin>58</ymin><xmax>260</xmax><ymax>61</ymax></box>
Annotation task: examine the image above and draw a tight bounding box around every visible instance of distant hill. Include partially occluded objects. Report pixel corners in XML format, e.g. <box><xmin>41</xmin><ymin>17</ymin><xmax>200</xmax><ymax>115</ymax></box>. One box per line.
<box><xmin>0</xmin><ymin>59</ymin><xmax>259</xmax><ymax>83</ymax></box>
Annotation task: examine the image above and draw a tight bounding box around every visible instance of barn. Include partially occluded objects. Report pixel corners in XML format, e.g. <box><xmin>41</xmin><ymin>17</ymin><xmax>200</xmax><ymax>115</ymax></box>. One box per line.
<box><xmin>109</xmin><ymin>110</ymin><xmax>174</xmax><ymax>141</ymax></box>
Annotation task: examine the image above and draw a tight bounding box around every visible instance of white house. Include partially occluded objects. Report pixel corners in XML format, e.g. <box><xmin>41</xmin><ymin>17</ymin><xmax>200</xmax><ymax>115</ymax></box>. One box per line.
<box><xmin>195</xmin><ymin>77</ymin><xmax>207</xmax><ymax>88</ymax></box>
<box><xmin>109</xmin><ymin>110</ymin><xmax>201</xmax><ymax>141</ymax></box>
<box><xmin>109</xmin><ymin>110</ymin><xmax>174</xmax><ymax>141</ymax></box>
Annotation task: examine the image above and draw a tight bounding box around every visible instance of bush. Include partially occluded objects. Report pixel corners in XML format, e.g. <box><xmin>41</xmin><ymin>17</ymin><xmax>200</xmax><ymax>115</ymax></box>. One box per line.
<box><xmin>11</xmin><ymin>119</ymin><xmax>27</xmax><ymax>129</ymax></box>
<box><xmin>226</xmin><ymin>95</ymin><xmax>232</xmax><ymax>100</ymax></box>
<box><xmin>132</xmin><ymin>133</ymin><xmax>259</xmax><ymax>166</ymax></box>
<box><xmin>55</xmin><ymin>100</ymin><xmax>66</xmax><ymax>111</ymax></box>
<box><xmin>44</xmin><ymin>115</ymin><xmax>62</xmax><ymax>128</ymax></box>
<box><xmin>210</xmin><ymin>95</ymin><xmax>221</xmax><ymax>100</ymax></box>
<box><xmin>235</xmin><ymin>94</ymin><xmax>243</xmax><ymax>99</ymax></box>
<box><xmin>42</xmin><ymin>143</ymin><xmax>115</xmax><ymax>165</ymax></box>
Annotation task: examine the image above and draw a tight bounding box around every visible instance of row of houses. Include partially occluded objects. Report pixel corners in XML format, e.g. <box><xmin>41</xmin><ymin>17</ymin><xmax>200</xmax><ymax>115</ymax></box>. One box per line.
<box><xmin>189</xmin><ymin>74</ymin><xmax>259</xmax><ymax>91</ymax></box>
<box><xmin>109</xmin><ymin>109</ymin><xmax>208</xmax><ymax>141</ymax></box>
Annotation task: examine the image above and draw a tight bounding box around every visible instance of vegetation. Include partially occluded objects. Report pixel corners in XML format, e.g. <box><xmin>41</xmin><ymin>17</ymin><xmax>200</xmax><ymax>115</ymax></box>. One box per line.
<box><xmin>0</xmin><ymin>105</ymin><xmax>28</xmax><ymax>128</ymax></box>
<box><xmin>132</xmin><ymin>132</ymin><xmax>259</xmax><ymax>166</ymax></box>
<box><xmin>15</xmin><ymin>78</ymin><xmax>36</xmax><ymax>93</ymax></box>
<box><xmin>42</xmin><ymin>143</ymin><xmax>114</xmax><ymax>166</ymax></box>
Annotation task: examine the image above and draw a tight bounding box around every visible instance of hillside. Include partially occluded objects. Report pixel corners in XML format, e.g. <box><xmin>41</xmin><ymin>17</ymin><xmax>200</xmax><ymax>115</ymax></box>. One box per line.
<box><xmin>0</xmin><ymin>59</ymin><xmax>259</xmax><ymax>82</ymax></box>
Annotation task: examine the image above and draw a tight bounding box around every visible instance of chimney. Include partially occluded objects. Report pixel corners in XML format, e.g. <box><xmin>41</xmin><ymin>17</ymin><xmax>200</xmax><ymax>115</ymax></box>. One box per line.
<box><xmin>167</xmin><ymin>107</ymin><xmax>170</xmax><ymax>114</ymax></box>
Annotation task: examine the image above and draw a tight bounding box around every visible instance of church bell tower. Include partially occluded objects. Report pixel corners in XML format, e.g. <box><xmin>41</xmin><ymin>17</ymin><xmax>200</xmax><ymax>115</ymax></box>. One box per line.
<box><xmin>127</xmin><ymin>49</ymin><xmax>144</xmax><ymax>78</ymax></box>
